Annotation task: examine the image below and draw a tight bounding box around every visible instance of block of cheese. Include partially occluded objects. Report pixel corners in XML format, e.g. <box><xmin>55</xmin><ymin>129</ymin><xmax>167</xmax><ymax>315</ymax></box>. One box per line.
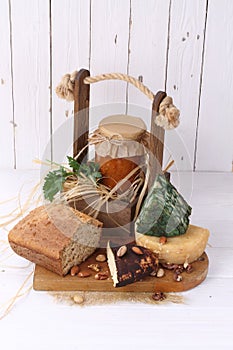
<box><xmin>8</xmin><ymin>204</ymin><xmax>102</xmax><ymax>276</ymax></box>
<box><xmin>135</xmin><ymin>224</ymin><xmax>209</xmax><ymax>264</ymax></box>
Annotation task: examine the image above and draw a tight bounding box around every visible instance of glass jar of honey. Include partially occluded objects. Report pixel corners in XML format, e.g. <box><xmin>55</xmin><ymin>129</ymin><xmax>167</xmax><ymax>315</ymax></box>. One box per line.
<box><xmin>94</xmin><ymin>114</ymin><xmax>148</xmax><ymax>192</ymax></box>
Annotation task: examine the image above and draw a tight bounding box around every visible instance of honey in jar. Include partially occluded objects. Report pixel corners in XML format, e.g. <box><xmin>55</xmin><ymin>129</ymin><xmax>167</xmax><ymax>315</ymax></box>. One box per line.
<box><xmin>95</xmin><ymin>114</ymin><xmax>147</xmax><ymax>191</ymax></box>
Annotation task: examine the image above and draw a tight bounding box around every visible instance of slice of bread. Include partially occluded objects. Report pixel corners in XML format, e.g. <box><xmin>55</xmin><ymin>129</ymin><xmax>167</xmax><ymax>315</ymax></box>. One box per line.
<box><xmin>8</xmin><ymin>204</ymin><xmax>102</xmax><ymax>276</ymax></box>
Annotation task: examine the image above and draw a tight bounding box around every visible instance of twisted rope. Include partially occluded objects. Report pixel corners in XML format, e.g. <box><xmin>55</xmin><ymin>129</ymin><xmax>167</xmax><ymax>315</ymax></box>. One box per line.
<box><xmin>55</xmin><ymin>71</ymin><xmax>180</xmax><ymax>129</ymax></box>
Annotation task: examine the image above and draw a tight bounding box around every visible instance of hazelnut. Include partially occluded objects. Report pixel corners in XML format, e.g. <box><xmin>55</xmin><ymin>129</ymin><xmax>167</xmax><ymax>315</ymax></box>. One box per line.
<box><xmin>159</xmin><ymin>236</ymin><xmax>167</xmax><ymax>245</ymax></box>
<box><xmin>73</xmin><ymin>294</ymin><xmax>84</xmax><ymax>304</ymax></box>
<box><xmin>96</xmin><ymin>254</ymin><xmax>106</xmax><ymax>262</ymax></box>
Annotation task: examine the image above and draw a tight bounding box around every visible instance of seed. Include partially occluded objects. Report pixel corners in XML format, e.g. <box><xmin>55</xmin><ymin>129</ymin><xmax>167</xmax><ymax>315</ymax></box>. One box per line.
<box><xmin>152</xmin><ymin>292</ymin><xmax>166</xmax><ymax>301</ymax></box>
<box><xmin>185</xmin><ymin>264</ymin><xmax>193</xmax><ymax>273</ymax></box>
<box><xmin>159</xmin><ymin>236</ymin><xmax>167</xmax><ymax>245</ymax></box>
<box><xmin>174</xmin><ymin>265</ymin><xmax>184</xmax><ymax>274</ymax></box>
<box><xmin>150</xmin><ymin>270</ymin><xmax>157</xmax><ymax>277</ymax></box>
<box><xmin>198</xmin><ymin>256</ymin><xmax>205</xmax><ymax>262</ymax></box>
<box><xmin>73</xmin><ymin>294</ymin><xmax>84</xmax><ymax>304</ymax></box>
<box><xmin>156</xmin><ymin>268</ymin><xmax>165</xmax><ymax>278</ymax></box>
<box><xmin>70</xmin><ymin>265</ymin><xmax>80</xmax><ymax>276</ymax></box>
<box><xmin>88</xmin><ymin>264</ymin><xmax>101</xmax><ymax>272</ymax></box>
<box><xmin>161</xmin><ymin>262</ymin><xmax>176</xmax><ymax>270</ymax></box>
<box><xmin>174</xmin><ymin>273</ymin><xmax>182</xmax><ymax>282</ymax></box>
<box><xmin>96</xmin><ymin>254</ymin><xmax>106</xmax><ymax>262</ymax></box>
<box><xmin>117</xmin><ymin>245</ymin><xmax>127</xmax><ymax>257</ymax></box>
<box><xmin>77</xmin><ymin>271</ymin><xmax>91</xmax><ymax>278</ymax></box>
<box><xmin>131</xmin><ymin>246</ymin><xmax>144</xmax><ymax>255</ymax></box>
<box><xmin>94</xmin><ymin>271</ymin><xmax>109</xmax><ymax>280</ymax></box>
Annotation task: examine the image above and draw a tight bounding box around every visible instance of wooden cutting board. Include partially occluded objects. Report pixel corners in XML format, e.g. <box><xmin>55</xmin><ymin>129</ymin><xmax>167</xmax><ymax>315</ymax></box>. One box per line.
<box><xmin>33</xmin><ymin>251</ymin><xmax>209</xmax><ymax>293</ymax></box>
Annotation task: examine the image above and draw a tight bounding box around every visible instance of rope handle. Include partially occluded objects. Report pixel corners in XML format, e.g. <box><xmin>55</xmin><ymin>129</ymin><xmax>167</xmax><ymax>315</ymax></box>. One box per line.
<box><xmin>56</xmin><ymin>70</ymin><xmax>180</xmax><ymax>130</ymax></box>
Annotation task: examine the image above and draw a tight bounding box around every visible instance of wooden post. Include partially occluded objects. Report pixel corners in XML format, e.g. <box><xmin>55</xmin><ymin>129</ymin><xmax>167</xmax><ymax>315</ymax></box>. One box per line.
<box><xmin>73</xmin><ymin>69</ymin><xmax>90</xmax><ymax>162</ymax></box>
<box><xmin>149</xmin><ymin>91</ymin><xmax>167</xmax><ymax>188</ymax></box>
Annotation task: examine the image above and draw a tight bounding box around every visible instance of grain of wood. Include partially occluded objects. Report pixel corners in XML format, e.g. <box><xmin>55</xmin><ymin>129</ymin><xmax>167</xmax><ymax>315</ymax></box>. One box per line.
<box><xmin>164</xmin><ymin>0</ymin><xmax>207</xmax><ymax>171</ymax></box>
<box><xmin>0</xmin><ymin>0</ymin><xmax>14</xmax><ymax>168</ymax></box>
<box><xmin>51</xmin><ymin>0</ymin><xmax>90</xmax><ymax>163</ymax></box>
<box><xmin>33</xmin><ymin>250</ymin><xmax>209</xmax><ymax>292</ymax></box>
<box><xmin>127</xmin><ymin>0</ymin><xmax>170</xmax><ymax>127</ymax></box>
<box><xmin>89</xmin><ymin>0</ymin><xmax>130</xmax><ymax>129</ymax></box>
<box><xmin>10</xmin><ymin>0</ymin><xmax>50</xmax><ymax>169</ymax></box>
<box><xmin>195</xmin><ymin>0</ymin><xmax>233</xmax><ymax>171</ymax></box>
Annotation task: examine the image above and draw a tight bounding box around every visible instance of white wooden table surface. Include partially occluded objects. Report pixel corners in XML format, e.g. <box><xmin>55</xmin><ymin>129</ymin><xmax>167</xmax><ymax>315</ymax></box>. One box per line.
<box><xmin>0</xmin><ymin>170</ymin><xmax>233</xmax><ymax>350</ymax></box>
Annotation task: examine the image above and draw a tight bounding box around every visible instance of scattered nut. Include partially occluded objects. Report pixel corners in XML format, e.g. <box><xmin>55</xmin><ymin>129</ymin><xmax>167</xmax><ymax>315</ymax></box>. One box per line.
<box><xmin>150</xmin><ymin>270</ymin><xmax>157</xmax><ymax>277</ymax></box>
<box><xmin>174</xmin><ymin>273</ymin><xmax>182</xmax><ymax>282</ymax></box>
<box><xmin>174</xmin><ymin>265</ymin><xmax>184</xmax><ymax>274</ymax></box>
<box><xmin>156</xmin><ymin>268</ymin><xmax>165</xmax><ymax>278</ymax></box>
<box><xmin>70</xmin><ymin>265</ymin><xmax>80</xmax><ymax>276</ymax></box>
<box><xmin>117</xmin><ymin>245</ymin><xmax>127</xmax><ymax>257</ymax></box>
<box><xmin>73</xmin><ymin>294</ymin><xmax>84</xmax><ymax>304</ymax></box>
<box><xmin>183</xmin><ymin>261</ymin><xmax>189</xmax><ymax>269</ymax></box>
<box><xmin>159</xmin><ymin>236</ymin><xmax>167</xmax><ymax>245</ymax></box>
<box><xmin>96</xmin><ymin>254</ymin><xmax>106</xmax><ymax>262</ymax></box>
<box><xmin>198</xmin><ymin>256</ymin><xmax>205</xmax><ymax>262</ymax></box>
<box><xmin>185</xmin><ymin>264</ymin><xmax>193</xmax><ymax>273</ymax></box>
<box><xmin>161</xmin><ymin>262</ymin><xmax>176</xmax><ymax>270</ymax></box>
<box><xmin>77</xmin><ymin>271</ymin><xmax>91</xmax><ymax>278</ymax></box>
<box><xmin>131</xmin><ymin>246</ymin><xmax>144</xmax><ymax>255</ymax></box>
<box><xmin>94</xmin><ymin>271</ymin><xmax>109</xmax><ymax>280</ymax></box>
<box><xmin>152</xmin><ymin>292</ymin><xmax>166</xmax><ymax>301</ymax></box>
<box><xmin>88</xmin><ymin>264</ymin><xmax>101</xmax><ymax>272</ymax></box>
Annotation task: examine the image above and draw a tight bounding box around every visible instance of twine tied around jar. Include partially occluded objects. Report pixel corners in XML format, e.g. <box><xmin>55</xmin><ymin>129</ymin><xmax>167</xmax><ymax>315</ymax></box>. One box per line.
<box><xmin>55</xmin><ymin>71</ymin><xmax>180</xmax><ymax>130</ymax></box>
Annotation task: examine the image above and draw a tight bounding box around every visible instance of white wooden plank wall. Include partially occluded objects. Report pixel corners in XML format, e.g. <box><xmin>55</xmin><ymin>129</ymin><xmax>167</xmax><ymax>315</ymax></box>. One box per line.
<box><xmin>51</xmin><ymin>0</ymin><xmax>90</xmax><ymax>163</ymax></box>
<box><xmin>0</xmin><ymin>0</ymin><xmax>14</xmax><ymax>168</ymax></box>
<box><xmin>0</xmin><ymin>0</ymin><xmax>232</xmax><ymax>171</ymax></box>
<box><xmin>9</xmin><ymin>0</ymin><xmax>50</xmax><ymax>169</ymax></box>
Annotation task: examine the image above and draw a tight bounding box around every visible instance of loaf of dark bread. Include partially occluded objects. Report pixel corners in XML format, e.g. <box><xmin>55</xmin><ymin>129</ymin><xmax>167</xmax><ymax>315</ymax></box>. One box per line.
<box><xmin>8</xmin><ymin>205</ymin><xmax>102</xmax><ymax>276</ymax></box>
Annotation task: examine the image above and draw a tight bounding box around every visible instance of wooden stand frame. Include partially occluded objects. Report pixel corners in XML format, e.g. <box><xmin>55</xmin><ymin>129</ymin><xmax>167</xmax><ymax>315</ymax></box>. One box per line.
<box><xmin>73</xmin><ymin>69</ymin><xmax>167</xmax><ymax>180</ymax></box>
<box><xmin>33</xmin><ymin>69</ymin><xmax>209</xmax><ymax>293</ymax></box>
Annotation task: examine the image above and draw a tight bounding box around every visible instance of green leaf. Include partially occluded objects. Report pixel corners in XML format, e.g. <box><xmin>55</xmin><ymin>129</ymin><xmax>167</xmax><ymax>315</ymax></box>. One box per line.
<box><xmin>43</xmin><ymin>167</ymin><xmax>68</xmax><ymax>202</ymax></box>
<box><xmin>67</xmin><ymin>156</ymin><xmax>80</xmax><ymax>173</ymax></box>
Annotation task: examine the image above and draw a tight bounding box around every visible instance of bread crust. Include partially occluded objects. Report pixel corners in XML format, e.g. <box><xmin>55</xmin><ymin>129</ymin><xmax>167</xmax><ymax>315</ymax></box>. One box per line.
<box><xmin>8</xmin><ymin>205</ymin><xmax>103</xmax><ymax>276</ymax></box>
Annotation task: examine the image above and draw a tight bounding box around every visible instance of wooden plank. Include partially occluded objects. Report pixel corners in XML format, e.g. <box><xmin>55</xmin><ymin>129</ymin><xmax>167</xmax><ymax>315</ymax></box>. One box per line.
<box><xmin>164</xmin><ymin>0</ymin><xmax>207</xmax><ymax>171</ymax></box>
<box><xmin>51</xmin><ymin>0</ymin><xmax>90</xmax><ymax>163</ymax></box>
<box><xmin>33</xmin><ymin>250</ymin><xmax>208</xmax><ymax>292</ymax></box>
<box><xmin>127</xmin><ymin>0</ymin><xmax>170</xmax><ymax>128</ymax></box>
<box><xmin>73</xmin><ymin>69</ymin><xmax>90</xmax><ymax>161</ymax></box>
<box><xmin>89</xmin><ymin>0</ymin><xmax>130</xmax><ymax>129</ymax></box>
<box><xmin>10</xmin><ymin>0</ymin><xmax>50</xmax><ymax>169</ymax></box>
<box><xmin>0</xmin><ymin>0</ymin><xmax>14</xmax><ymax>168</ymax></box>
<box><xmin>195</xmin><ymin>0</ymin><xmax>233</xmax><ymax>171</ymax></box>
